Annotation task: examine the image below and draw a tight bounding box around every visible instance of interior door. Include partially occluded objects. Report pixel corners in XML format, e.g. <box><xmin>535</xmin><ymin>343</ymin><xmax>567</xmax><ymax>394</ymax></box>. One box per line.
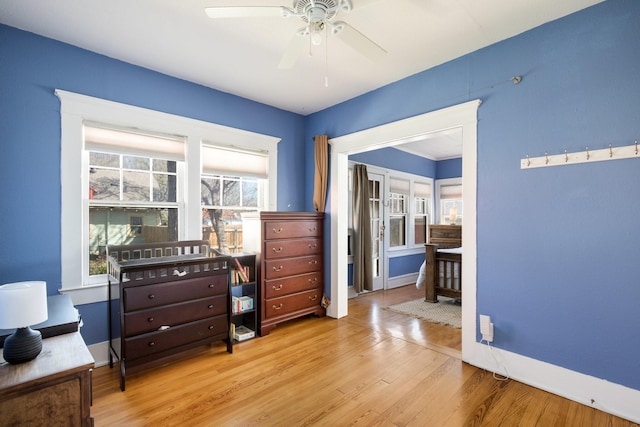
<box><xmin>368</xmin><ymin>172</ymin><xmax>385</xmax><ymax>291</ymax></box>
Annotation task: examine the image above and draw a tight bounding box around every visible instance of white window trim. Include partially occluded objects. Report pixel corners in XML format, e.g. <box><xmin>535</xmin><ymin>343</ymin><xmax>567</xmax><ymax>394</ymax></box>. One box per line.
<box><xmin>435</xmin><ymin>177</ymin><xmax>462</xmax><ymax>225</ymax></box>
<box><xmin>56</xmin><ymin>90</ymin><xmax>280</xmax><ymax>305</ymax></box>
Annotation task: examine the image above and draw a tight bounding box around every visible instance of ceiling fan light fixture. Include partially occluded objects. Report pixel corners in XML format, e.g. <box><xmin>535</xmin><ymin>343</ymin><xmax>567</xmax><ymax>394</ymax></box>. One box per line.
<box><xmin>310</xmin><ymin>22</ymin><xmax>324</xmax><ymax>46</ymax></box>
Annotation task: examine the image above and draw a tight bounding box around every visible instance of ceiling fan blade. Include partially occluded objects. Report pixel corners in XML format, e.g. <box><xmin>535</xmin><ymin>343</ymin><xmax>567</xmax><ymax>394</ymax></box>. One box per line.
<box><xmin>332</xmin><ymin>21</ymin><xmax>386</xmax><ymax>63</ymax></box>
<box><xmin>278</xmin><ymin>30</ymin><xmax>307</xmax><ymax>69</ymax></box>
<box><xmin>205</xmin><ymin>6</ymin><xmax>287</xmax><ymax>19</ymax></box>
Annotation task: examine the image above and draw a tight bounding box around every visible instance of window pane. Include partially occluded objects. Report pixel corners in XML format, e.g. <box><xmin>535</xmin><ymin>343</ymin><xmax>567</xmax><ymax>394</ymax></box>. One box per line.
<box><xmin>89</xmin><ymin>168</ymin><xmax>120</xmax><ymax>201</ymax></box>
<box><xmin>123</xmin><ymin>155</ymin><xmax>150</xmax><ymax>171</ymax></box>
<box><xmin>242</xmin><ymin>180</ymin><xmax>258</xmax><ymax>207</ymax></box>
<box><xmin>89</xmin><ymin>206</ymin><xmax>178</xmax><ymax>275</ymax></box>
<box><xmin>223</xmin><ymin>178</ymin><xmax>240</xmax><ymax>206</ymax></box>
<box><xmin>415</xmin><ymin>215</ymin><xmax>427</xmax><ymax>244</ymax></box>
<box><xmin>153</xmin><ymin>173</ymin><xmax>177</xmax><ymax>202</ymax></box>
<box><xmin>123</xmin><ymin>170</ymin><xmax>150</xmax><ymax>201</ymax></box>
<box><xmin>390</xmin><ymin>216</ymin><xmax>406</xmax><ymax>247</ymax></box>
<box><xmin>90</xmin><ymin>152</ymin><xmax>119</xmax><ymax>168</ymax></box>
<box><xmin>201</xmin><ymin>177</ymin><xmax>221</xmax><ymax>206</ymax></box>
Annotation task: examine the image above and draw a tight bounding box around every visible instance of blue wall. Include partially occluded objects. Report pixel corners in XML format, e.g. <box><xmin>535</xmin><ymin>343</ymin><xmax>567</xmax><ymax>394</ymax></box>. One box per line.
<box><xmin>306</xmin><ymin>0</ymin><xmax>640</xmax><ymax>391</ymax></box>
<box><xmin>2</xmin><ymin>0</ymin><xmax>639</xmax><ymax>394</ymax></box>
<box><xmin>350</xmin><ymin>147</ymin><xmax>437</xmax><ymax>177</ymax></box>
<box><xmin>436</xmin><ymin>158</ymin><xmax>462</xmax><ymax>179</ymax></box>
<box><xmin>0</xmin><ymin>24</ymin><xmax>305</xmax><ymax>345</ymax></box>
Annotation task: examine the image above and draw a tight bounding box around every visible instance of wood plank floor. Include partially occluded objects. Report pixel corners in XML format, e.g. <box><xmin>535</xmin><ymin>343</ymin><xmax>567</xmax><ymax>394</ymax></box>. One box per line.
<box><xmin>92</xmin><ymin>285</ymin><xmax>636</xmax><ymax>426</ymax></box>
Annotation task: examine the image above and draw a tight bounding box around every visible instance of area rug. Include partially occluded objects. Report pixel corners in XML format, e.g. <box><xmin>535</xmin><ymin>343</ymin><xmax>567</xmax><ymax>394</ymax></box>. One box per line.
<box><xmin>386</xmin><ymin>297</ymin><xmax>461</xmax><ymax>328</ymax></box>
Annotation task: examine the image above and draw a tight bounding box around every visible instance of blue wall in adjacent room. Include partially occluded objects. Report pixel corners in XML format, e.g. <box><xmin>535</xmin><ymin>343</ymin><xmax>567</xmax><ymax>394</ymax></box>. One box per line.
<box><xmin>305</xmin><ymin>0</ymin><xmax>640</xmax><ymax>391</ymax></box>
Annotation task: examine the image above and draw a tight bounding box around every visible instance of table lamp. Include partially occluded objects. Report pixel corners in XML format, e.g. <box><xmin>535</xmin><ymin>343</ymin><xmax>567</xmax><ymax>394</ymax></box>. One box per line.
<box><xmin>0</xmin><ymin>281</ymin><xmax>48</xmax><ymax>364</ymax></box>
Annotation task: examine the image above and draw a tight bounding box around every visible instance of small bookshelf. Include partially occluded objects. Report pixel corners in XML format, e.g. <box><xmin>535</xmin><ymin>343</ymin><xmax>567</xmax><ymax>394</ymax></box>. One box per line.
<box><xmin>228</xmin><ymin>252</ymin><xmax>257</xmax><ymax>343</ymax></box>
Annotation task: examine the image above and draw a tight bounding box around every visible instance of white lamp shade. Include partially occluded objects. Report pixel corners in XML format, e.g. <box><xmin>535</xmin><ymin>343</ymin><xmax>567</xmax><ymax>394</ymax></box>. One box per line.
<box><xmin>0</xmin><ymin>281</ymin><xmax>48</xmax><ymax>329</ymax></box>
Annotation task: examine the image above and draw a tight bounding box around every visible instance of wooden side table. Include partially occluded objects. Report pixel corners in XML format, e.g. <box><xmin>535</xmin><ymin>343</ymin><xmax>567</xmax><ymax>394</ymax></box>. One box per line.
<box><xmin>0</xmin><ymin>332</ymin><xmax>95</xmax><ymax>426</ymax></box>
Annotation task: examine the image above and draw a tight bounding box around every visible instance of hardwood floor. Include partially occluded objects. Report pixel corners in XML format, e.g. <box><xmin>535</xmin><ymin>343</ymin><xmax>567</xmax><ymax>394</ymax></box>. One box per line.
<box><xmin>92</xmin><ymin>286</ymin><xmax>635</xmax><ymax>426</ymax></box>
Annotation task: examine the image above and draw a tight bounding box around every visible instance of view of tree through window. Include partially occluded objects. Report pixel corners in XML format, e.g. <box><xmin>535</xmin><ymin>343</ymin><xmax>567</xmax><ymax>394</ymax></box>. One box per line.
<box><xmin>201</xmin><ymin>175</ymin><xmax>260</xmax><ymax>254</ymax></box>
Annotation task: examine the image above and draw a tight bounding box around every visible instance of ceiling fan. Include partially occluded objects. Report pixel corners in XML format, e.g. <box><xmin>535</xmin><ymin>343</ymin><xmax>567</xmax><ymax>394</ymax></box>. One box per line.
<box><xmin>205</xmin><ymin>0</ymin><xmax>386</xmax><ymax>69</ymax></box>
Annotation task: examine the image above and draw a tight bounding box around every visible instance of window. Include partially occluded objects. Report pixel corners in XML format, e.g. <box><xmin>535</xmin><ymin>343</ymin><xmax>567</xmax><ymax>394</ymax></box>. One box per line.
<box><xmin>201</xmin><ymin>144</ymin><xmax>267</xmax><ymax>254</ymax></box>
<box><xmin>58</xmin><ymin>90</ymin><xmax>279</xmax><ymax>304</ymax></box>
<box><xmin>389</xmin><ymin>178</ymin><xmax>409</xmax><ymax>248</ymax></box>
<box><xmin>414</xmin><ymin>182</ymin><xmax>431</xmax><ymax>244</ymax></box>
<box><xmin>85</xmin><ymin>124</ymin><xmax>183</xmax><ymax>277</ymax></box>
<box><xmin>437</xmin><ymin>179</ymin><xmax>462</xmax><ymax>225</ymax></box>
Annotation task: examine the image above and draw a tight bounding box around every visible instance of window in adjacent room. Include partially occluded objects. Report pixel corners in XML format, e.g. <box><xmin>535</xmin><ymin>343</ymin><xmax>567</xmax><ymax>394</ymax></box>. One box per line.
<box><xmin>437</xmin><ymin>179</ymin><xmax>462</xmax><ymax>225</ymax></box>
<box><xmin>414</xmin><ymin>181</ymin><xmax>431</xmax><ymax>245</ymax></box>
<box><xmin>389</xmin><ymin>177</ymin><xmax>409</xmax><ymax>248</ymax></box>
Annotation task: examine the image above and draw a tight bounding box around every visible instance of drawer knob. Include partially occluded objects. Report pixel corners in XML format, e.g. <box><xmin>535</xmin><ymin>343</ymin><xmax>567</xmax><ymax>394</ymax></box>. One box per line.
<box><xmin>308</xmin><ymin>226</ymin><xmax>317</xmax><ymax>232</ymax></box>
<box><xmin>208</xmin><ymin>304</ymin><xmax>214</xmax><ymax>309</ymax></box>
<box><xmin>308</xmin><ymin>278</ymin><xmax>318</xmax><ymax>284</ymax></box>
<box><xmin>208</xmin><ymin>325</ymin><xmax>215</xmax><ymax>330</ymax></box>
<box><xmin>309</xmin><ymin>295</ymin><xmax>318</xmax><ymax>301</ymax></box>
<box><xmin>272</xmin><ymin>303</ymin><xmax>283</xmax><ymax>311</ymax></box>
<box><xmin>308</xmin><ymin>260</ymin><xmax>318</xmax><ymax>265</ymax></box>
<box><xmin>308</xmin><ymin>243</ymin><xmax>317</xmax><ymax>249</ymax></box>
<box><xmin>273</xmin><ymin>265</ymin><xmax>283</xmax><ymax>272</ymax></box>
<box><xmin>147</xmin><ymin>317</ymin><xmax>154</xmax><ymax>323</ymax></box>
<box><xmin>208</xmin><ymin>283</ymin><xmax>215</xmax><ymax>288</ymax></box>
<box><xmin>272</xmin><ymin>247</ymin><xmax>283</xmax><ymax>253</ymax></box>
<box><xmin>272</xmin><ymin>227</ymin><xmax>283</xmax><ymax>234</ymax></box>
<box><xmin>148</xmin><ymin>341</ymin><xmax>155</xmax><ymax>347</ymax></box>
<box><xmin>148</xmin><ymin>294</ymin><xmax>155</xmax><ymax>300</ymax></box>
<box><xmin>272</xmin><ymin>284</ymin><xmax>283</xmax><ymax>291</ymax></box>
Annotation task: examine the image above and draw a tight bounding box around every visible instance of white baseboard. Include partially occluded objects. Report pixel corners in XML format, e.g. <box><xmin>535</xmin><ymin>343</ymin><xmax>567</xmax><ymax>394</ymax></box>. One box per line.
<box><xmin>463</xmin><ymin>341</ymin><xmax>640</xmax><ymax>424</ymax></box>
<box><xmin>88</xmin><ymin>341</ymin><xmax>110</xmax><ymax>368</ymax></box>
<box><xmin>387</xmin><ymin>273</ymin><xmax>417</xmax><ymax>290</ymax></box>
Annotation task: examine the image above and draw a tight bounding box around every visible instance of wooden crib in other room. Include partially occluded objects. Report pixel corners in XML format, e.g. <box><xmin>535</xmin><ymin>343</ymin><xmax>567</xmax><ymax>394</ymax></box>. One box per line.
<box><xmin>424</xmin><ymin>225</ymin><xmax>462</xmax><ymax>303</ymax></box>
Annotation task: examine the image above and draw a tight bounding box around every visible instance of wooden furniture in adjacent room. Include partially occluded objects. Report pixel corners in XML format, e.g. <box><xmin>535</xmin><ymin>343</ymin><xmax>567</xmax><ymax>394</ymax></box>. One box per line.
<box><xmin>107</xmin><ymin>240</ymin><xmax>232</xmax><ymax>391</ymax></box>
<box><xmin>243</xmin><ymin>212</ymin><xmax>326</xmax><ymax>336</ymax></box>
<box><xmin>425</xmin><ymin>224</ymin><xmax>462</xmax><ymax>302</ymax></box>
<box><xmin>0</xmin><ymin>332</ymin><xmax>95</xmax><ymax>426</ymax></box>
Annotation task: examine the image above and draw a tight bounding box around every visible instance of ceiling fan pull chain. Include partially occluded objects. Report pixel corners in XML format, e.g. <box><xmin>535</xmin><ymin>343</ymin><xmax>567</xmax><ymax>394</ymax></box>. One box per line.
<box><xmin>325</xmin><ymin>23</ymin><xmax>329</xmax><ymax>87</ymax></box>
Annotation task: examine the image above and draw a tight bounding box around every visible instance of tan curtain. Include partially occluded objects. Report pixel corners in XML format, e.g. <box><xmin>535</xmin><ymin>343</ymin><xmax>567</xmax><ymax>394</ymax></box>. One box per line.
<box><xmin>352</xmin><ymin>164</ymin><xmax>373</xmax><ymax>292</ymax></box>
<box><xmin>313</xmin><ymin>135</ymin><xmax>329</xmax><ymax>212</ymax></box>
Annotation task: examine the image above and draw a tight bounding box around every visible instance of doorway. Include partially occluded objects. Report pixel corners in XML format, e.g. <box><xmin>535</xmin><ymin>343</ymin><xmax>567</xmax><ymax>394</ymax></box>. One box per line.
<box><xmin>328</xmin><ymin>100</ymin><xmax>481</xmax><ymax>362</ymax></box>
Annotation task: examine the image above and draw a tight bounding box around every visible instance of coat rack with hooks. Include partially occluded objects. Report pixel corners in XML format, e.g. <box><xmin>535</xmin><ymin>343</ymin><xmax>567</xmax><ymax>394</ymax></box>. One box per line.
<box><xmin>521</xmin><ymin>140</ymin><xmax>639</xmax><ymax>169</ymax></box>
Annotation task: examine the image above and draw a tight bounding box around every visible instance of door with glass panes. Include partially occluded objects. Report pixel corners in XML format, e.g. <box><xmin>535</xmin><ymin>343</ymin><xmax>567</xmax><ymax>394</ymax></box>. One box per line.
<box><xmin>368</xmin><ymin>173</ymin><xmax>385</xmax><ymax>291</ymax></box>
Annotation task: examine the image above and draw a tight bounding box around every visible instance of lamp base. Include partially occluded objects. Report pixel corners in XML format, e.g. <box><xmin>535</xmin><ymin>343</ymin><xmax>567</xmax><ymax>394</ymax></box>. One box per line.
<box><xmin>2</xmin><ymin>326</ymin><xmax>43</xmax><ymax>364</ymax></box>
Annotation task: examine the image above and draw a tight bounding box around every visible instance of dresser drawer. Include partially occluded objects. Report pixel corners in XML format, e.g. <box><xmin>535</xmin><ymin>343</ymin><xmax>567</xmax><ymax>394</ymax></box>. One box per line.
<box><xmin>263</xmin><ymin>238</ymin><xmax>321</xmax><ymax>260</ymax></box>
<box><xmin>123</xmin><ymin>295</ymin><xmax>227</xmax><ymax>337</ymax></box>
<box><xmin>124</xmin><ymin>316</ymin><xmax>228</xmax><ymax>360</ymax></box>
<box><xmin>123</xmin><ymin>275</ymin><xmax>227</xmax><ymax>311</ymax></box>
<box><xmin>264</xmin><ymin>272</ymin><xmax>321</xmax><ymax>299</ymax></box>
<box><xmin>263</xmin><ymin>289</ymin><xmax>322</xmax><ymax>319</ymax></box>
<box><xmin>264</xmin><ymin>255</ymin><xmax>322</xmax><ymax>280</ymax></box>
<box><xmin>264</xmin><ymin>220</ymin><xmax>322</xmax><ymax>240</ymax></box>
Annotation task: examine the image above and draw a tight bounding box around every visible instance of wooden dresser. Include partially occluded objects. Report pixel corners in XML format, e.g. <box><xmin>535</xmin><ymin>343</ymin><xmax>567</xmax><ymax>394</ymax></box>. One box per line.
<box><xmin>243</xmin><ymin>212</ymin><xmax>325</xmax><ymax>336</ymax></box>
<box><xmin>107</xmin><ymin>241</ymin><xmax>232</xmax><ymax>391</ymax></box>
<box><xmin>0</xmin><ymin>332</ymin><xmax>95</xmax><ymax>426</ymax></box>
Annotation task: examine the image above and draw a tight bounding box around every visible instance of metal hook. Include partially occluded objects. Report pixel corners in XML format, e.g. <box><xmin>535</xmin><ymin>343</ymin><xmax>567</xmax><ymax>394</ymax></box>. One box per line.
<box><xmin>636</xmin><ymin>140</ymin><xmax>638</xmax><ymax>156</ymax></box>
<box><xmin>565</xmin><ymin>149</ymin><xmax>568</xmax><ymax>163</ymax></box>
<box><xmin>586</xmin><ymin>146</ymin><xmax>590</xmax><ymax>160</ymax></box>
<box><xmin>526</xmin><ymin>154</ymin><xmax>530</xmax><ymax>167</ymax></box>
<box><xmin>609</xmin><ymin>143</ymin><xmax>613</xmax><ymax>158</ymax></box>
<box><xmin>545</xmin><ymin>152</ymin><xmax>549</xmax><ymax>165</ymax></box>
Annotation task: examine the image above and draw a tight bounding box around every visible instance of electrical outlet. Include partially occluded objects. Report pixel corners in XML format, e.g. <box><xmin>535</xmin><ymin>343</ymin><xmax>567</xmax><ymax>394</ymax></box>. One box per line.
<box><xmin>479</xmin><ymin>314</ymin><xmax>494</xmax><ymax>342</ymax></box>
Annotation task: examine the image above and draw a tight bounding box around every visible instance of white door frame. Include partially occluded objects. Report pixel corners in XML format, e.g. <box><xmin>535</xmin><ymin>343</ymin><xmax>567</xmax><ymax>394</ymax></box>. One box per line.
<box><xmin>328</xmin><ymin>100</ymin><xmax>481</xmax><ymax>361</ymax></box>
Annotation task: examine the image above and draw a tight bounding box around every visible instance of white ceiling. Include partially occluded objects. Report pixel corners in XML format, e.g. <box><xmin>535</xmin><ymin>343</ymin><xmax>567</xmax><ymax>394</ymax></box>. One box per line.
<box><xmin>0</xmin><ymin>0</ymin><xmax>602</xmax><ymax>159</ymax></box>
